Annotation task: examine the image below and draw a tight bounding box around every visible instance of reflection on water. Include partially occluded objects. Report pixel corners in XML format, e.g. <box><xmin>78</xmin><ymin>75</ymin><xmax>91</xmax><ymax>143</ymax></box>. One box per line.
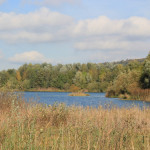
<box><xmin>23</xmin><ymin>92</ymin><xmax>150</xmax><ymax>108</ymax></box>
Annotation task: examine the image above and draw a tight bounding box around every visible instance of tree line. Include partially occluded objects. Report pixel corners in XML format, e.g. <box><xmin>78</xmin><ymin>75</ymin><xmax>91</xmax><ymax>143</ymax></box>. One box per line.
<box><xmin>0</xmin><ymin>53</ymin><xmax>149</xmax><ymax>99</ymax></box>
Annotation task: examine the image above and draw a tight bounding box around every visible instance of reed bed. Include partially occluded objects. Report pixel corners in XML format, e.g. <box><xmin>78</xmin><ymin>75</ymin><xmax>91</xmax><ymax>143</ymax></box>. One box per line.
<box><xmin>129</xmin><ymin>88</ymin><xmax>150</xmax><ymax>102</ymax></box>
<box><xmin>69</xmin><ymin>92</ymin><xmax>90</xmax><ymax>96</ymax></box>
<box><xmin>0</xmin><ymin>92</ymin><xmax>150</xmax><ymax>150</ymax></box>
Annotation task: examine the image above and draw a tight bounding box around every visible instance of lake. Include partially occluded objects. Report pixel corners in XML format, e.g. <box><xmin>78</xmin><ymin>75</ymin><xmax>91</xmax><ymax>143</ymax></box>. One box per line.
<box><xmin>23</xmin><ymin>92</ymin><xmax>150</xmax><ymax>108</ymax></box>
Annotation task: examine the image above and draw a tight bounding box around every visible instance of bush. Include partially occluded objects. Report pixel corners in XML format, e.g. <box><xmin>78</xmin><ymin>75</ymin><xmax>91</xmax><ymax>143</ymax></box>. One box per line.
<box><xmin>106</xmin><ymin>70</ymin><xmax>141</xmax><ymax>99</ymax></box>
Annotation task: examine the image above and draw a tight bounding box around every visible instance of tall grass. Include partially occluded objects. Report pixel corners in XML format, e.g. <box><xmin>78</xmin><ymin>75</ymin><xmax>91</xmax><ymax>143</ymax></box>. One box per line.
<box><xmin>106</xmin><ymin>88</ymin><xmax>150</xmax><ymax>102</ymax></box>
<box><xmin>129</xmin><ymin>88</ymin><xmax>150</xmax><ymax>101</ymax></box>
<box><xmin>0</xmin><ymin>92</ymin><xmax>150</xmax><ymax>150</ymax></box>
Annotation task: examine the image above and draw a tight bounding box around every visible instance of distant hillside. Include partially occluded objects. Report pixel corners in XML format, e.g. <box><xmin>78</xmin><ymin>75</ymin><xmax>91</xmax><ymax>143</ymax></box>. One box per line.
<box><xmin>103</xmin><ymin>58</ymin><xmax>145</xmax><ymax>66</ymax></box>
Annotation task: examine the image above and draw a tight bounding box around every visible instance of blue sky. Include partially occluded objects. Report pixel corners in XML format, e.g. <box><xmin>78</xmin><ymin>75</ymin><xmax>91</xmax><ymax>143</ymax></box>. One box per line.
<box><xmin>0</xmin><ymin>0</ymin><xmax>150</xmax><ymax>70</ymax></box>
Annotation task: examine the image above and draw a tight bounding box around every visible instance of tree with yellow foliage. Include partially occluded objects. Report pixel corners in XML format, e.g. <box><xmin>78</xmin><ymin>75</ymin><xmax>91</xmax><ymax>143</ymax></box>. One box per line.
<box><xmin>16</xmin><ymin>71</ymin><xmax>22</xmax><ymax>81</ymax></box>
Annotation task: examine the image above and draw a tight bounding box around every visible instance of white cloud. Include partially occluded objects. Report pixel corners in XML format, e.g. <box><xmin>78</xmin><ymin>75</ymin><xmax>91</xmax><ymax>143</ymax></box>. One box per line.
<box><xmin>73</xmin><ymin>16</ymin><xmax>150</xmax><ymax>38</ymax></box>
<box><xmin>0</xmin><ymin>0</ymin><xmax>5</xmax><ymax>5</ymax></box>
<box><xmin>0</xmin><ymin>7</ymin><xmax>74</xmax><ymax>43</ymax></box>
<box><xmin>0</xmin><ymin>8</ymin><xmax>150</xmax><ymax>60</ymax></box>
<box><xmin>0</xmin><ymin>8</ymin><xmax>73</xmax><ymax>30</ymax></box>
<box><xmin>73</xmin><ymin>16</ymin><xmax>150</xmax><ymax>54</ymax></box>
<box><xmin>9</xmin><ymin>51</ymin><xmax>52</xmax><ymax>64</ymax></box>
<box><xmin>23</xmin><ymin>0</ymin><xmax>81</xmax><ymax>6</ymax></box>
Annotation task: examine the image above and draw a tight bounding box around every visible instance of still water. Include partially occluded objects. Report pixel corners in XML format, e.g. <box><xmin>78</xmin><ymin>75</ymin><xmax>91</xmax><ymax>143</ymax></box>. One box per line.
<box><xmin>23</xmin><ymin>92</ymin><xmax>150</xmax><ymax>108</ymax></box>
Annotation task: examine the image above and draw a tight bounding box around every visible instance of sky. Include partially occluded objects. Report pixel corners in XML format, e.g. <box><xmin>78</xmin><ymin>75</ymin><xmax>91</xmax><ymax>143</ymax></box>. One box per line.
<box><xmin>0</xmin><ymin>0</ymin><xmax>150</xmax><ymax>70</ymax></box>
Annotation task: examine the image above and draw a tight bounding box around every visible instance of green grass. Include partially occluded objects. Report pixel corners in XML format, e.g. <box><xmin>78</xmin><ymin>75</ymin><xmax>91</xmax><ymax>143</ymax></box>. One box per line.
<box><xmin>0</xmin><ymin>92</ymin><xmax>150</xmax><ymax>150</ymax></box>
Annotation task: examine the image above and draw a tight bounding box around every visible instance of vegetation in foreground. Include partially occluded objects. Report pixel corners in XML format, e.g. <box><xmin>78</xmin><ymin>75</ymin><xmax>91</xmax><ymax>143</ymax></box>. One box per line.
<box><xmin>0</xmin><ymin>92</ymin><xmax>150</xmax><ymax>150</ymax></box>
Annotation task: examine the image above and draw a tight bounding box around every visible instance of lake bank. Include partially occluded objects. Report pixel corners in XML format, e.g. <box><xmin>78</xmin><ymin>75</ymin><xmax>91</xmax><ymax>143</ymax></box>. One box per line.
<box><xmin>26</xmin><ymin>87</ymin><xmax>66</xmax><ymax>92</ymax></box>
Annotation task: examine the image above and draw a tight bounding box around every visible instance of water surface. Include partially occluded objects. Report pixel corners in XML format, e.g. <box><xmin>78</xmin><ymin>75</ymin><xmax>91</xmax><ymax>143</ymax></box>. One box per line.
<box><xmin>23</xmin><ymin>92</ymin><xmax>150</xmax><ymax>108</ymax></box>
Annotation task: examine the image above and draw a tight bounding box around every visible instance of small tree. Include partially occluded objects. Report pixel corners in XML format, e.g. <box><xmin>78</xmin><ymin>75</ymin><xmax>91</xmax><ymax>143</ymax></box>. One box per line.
<box><xmin>16</xmin><ymin>71</ymin><xmax>22</xmax><ymax>81</ymax></box>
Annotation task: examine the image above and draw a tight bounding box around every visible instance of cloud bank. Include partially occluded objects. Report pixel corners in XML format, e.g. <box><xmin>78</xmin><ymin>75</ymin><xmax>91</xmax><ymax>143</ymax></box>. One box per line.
<box><xmin>0</xmin><ymin>8</ymin><xmax>73</xmax><ymax>43</ymax></box>
<box><xmin>23</xmin><ymin>0</ymin><xmax>81</xmax><ymax>6</ymax></box>
<box><xmin>9</xmin><ymin>51</ymin><xmax>52</xmax><ymax>64</ymax></box>
<box><xmin>73</xmin><ymin>16</ymin><xmax>150</xmax><ymax>50</ymax></box>
<box><xmin>0</xmin><ymin>8</ymin><xmax>150</xmax><ymax>62</ymax></box>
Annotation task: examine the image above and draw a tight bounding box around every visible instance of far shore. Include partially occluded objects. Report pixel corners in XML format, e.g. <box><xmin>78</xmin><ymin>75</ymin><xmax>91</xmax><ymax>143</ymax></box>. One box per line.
<box><xmin>26</xmin><ymin>88</ymin><xmax>66</xmax><ymax>92</ymax></box>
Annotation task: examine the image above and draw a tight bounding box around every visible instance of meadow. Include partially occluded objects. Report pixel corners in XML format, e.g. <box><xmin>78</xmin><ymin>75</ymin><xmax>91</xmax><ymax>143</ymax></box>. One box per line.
<box><xmin>0</xmin><ymin>92</ymin><xmax>150</xmax><ymax>150</ymax></box>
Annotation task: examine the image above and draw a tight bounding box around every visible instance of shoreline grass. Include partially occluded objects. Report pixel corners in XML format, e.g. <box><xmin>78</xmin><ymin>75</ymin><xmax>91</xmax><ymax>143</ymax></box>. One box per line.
<box><xmin>0</xmin><ymin>92</ymin><xmax>150</xmax><ymax>149</ymax></box>
<box><xmin>69</xmin><ymin>92</ymin><xmax>90</xmax><ymax>96</ymax></box>
<box><xmin>25</xmin><ymin>87</ymin><xmax>66</xmax><ymax>92</ymax></box>
<box><xmin>106</xmin><ymin>89</ymin><xmax>150</xmax><ymax>102</ymax></box>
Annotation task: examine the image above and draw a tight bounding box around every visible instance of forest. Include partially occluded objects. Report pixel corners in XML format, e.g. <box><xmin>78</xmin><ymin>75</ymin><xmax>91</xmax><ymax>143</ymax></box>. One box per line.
<box><xmin>0</xmin><ymin>53</ymin><xmax>150</xmax><ymax>101</ymax></box>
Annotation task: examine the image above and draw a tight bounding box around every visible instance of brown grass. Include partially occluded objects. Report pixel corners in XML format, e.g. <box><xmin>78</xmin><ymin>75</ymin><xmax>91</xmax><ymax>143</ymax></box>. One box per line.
<box><xmin>106</xmin><ymin>87</ymin><xmax>150</xmax><ymax>102</ymax></box>
<box><xmin>129</xmin><ymin>88</ymin><xmax>150</xmax><ymax>101</ymax></box>
<box><xmin>0</xmin><ymin>92</ymin><xmax>150</xmax><ymax>149</ymax></box>
<box><xmin>69</xmin><ymin>92</ymin><xmax>90</xmax><ymax>96</ymax></box>
<box><xmin>28</xmin><ymin>87</ymin><xmax>65</xmax><ymax>92</ymax></box>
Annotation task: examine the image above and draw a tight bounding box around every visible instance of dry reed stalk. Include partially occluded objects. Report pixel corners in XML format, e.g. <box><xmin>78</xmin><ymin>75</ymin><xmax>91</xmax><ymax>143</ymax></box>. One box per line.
<box><xmin>0</xmin><ymin>92</ymin><xmax>150</xmax><ymax>149</ymax></box>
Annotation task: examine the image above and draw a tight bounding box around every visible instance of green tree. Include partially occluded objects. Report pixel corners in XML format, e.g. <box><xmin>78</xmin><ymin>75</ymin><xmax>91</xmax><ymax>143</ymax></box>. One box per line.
<box><xmin>140</xmin><ymin>53</ymin><xmax>150</xmax><ymax>88</ymax></box>
<box><xmin>87</xmin><ymin>82</ymin><xmax>99</xmax><ymax>92</ymax></box>
<box><xmin>106</xmin><ymin>70</ymin><xmax>140</xmax><ymax>97</ymax></box>
<box><xmin>0</xmin><ymin>71</ymin><xmax>9</xmax><ymax>87</ymax></box>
